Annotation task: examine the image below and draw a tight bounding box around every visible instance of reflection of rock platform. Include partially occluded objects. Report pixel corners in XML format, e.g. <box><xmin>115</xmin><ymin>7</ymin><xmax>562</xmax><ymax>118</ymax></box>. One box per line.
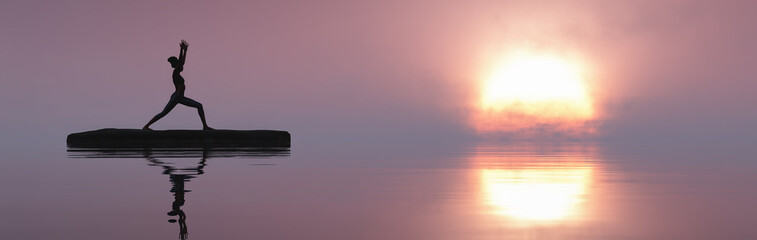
<box><xmin>67</xmin><ymin>128</ymin><xmax>290</xmax><ymax>148</ymax></box>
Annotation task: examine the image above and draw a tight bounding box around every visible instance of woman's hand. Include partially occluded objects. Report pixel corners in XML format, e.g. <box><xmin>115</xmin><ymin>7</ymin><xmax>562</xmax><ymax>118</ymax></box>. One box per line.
<box><xmin>180</xmin><ymin>40</ymin><xmax>189</xmax><ymax>50</ymax></box>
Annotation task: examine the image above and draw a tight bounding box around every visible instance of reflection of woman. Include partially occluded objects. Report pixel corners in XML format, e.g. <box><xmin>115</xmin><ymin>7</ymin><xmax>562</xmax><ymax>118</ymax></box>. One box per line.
<box><xmin>168</xmin><ymin>174</ymin><xmax>190</xmax><ymax>240</ymax></box>
<box><xmin>144</xmin><ymin>150</ymin><xmax>207</xmax><ymax>240</ymax></box>
<box><xmin>143</xmin><ymin>40</ymin><xmax>213</xmax><ymax>130</ymax></box>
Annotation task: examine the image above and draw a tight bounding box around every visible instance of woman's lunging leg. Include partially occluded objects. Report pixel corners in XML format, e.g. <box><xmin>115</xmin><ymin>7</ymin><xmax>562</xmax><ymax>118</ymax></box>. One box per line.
<box><xmin>179</xmin><ymin>97</ymin><xmax>212</xmax><ymax>130</ymax></box>
<box><xmin>143</xmin><ymin>97</ymin><xmax>179</xmax><ymax>130</ymax></box>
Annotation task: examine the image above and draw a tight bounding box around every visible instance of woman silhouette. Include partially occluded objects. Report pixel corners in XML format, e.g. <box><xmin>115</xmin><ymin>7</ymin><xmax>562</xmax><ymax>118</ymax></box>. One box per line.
<box><xmin>143</xmin><ymin>40</ymin><xmax>212</xmax><ymax>130</ymax></box>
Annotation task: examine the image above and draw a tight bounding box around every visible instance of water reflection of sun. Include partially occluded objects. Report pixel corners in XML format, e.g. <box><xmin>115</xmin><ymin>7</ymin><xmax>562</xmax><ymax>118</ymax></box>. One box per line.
<box><xmin>472</xmin><ymin>144</ymin><xmax>597</xmax><ymax>224</ymax></box>
<box><xmin>481</xmin><ymin>165</ymin><xmax>593</xmax><ymax>221</ymax></box>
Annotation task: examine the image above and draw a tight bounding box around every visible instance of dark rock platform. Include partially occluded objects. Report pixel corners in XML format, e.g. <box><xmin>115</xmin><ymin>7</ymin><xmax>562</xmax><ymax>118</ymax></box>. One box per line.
<box><xmin>67</xmin><ymin>128</ymin><xmax>290</xmax><ymax>148</ymax></box>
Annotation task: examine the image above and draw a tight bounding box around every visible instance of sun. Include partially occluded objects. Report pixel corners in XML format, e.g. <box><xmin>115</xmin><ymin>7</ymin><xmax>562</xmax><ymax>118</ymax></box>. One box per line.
<box><xmin>474</xmin><ymin>51</ymin><xmax>595</xmax><ymax>133</ymax></box>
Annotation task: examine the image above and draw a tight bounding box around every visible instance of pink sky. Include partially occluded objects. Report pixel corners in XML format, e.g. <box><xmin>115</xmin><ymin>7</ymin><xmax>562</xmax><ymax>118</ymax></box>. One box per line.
<box><xmin>2</xmin><ymin>0</ymin><xmax>756</xmax><ymax>145</ymax></box>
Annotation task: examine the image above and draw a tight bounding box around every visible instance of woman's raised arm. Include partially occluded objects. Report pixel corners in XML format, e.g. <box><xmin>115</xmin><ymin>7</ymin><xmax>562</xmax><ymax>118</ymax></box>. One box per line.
<box><xmin>179</xmin><ymin>40</ymin><xmax>189</xmax><ymax>65</ymax></box>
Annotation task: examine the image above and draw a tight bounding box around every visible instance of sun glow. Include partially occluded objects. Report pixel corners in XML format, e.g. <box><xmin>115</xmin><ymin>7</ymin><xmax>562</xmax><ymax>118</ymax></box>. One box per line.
<box><xmin>474</xmin><ymin>51</ymin><xmax>596</xmax><ymax>134</ymax></box>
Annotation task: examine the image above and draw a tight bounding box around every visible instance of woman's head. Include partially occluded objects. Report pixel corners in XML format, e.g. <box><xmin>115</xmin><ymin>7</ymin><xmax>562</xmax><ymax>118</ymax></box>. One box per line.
<box><xmin>167</xmin><ymin>56</ymin><xmax>179</xmax><ymax>68</ymax></box>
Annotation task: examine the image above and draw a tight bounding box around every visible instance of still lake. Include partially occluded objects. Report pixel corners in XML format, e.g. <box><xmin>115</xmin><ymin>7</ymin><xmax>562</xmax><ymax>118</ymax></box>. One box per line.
<box><xmin>1</xmin><ymin>139</ymin><xmax>756</xmax><ymax>239</ymax></box>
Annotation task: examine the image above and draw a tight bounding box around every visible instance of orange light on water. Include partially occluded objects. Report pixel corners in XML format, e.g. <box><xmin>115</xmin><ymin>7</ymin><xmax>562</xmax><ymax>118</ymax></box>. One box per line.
<box><xmin>473</xmin><ymin>51</ymin><xmax>596</xmax><ymax>134</ymax></box>
<box><xmin>480</xmin><ymin>166</ymin><xmax>593</xmax><ymax>221</ymax></box>
<box><xmin>471</xmin><ymin>144</ymin><xmax>598</xmax><ymax>223</ymax></box>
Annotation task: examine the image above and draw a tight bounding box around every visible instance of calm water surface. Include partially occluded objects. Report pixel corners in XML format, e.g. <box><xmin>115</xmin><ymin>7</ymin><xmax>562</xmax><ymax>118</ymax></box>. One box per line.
<box><xmin>1</xmin><ymin>141</ymin><xmax>756</xmax><ymax>239</ymax></box>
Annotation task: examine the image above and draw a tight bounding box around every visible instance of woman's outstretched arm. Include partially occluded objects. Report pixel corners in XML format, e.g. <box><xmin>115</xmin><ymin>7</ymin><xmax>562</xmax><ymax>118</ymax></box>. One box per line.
<box><xmin>179</xmin><ymin>40</ymin><xmax>189</xmax><ymax>65</ymax></box>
